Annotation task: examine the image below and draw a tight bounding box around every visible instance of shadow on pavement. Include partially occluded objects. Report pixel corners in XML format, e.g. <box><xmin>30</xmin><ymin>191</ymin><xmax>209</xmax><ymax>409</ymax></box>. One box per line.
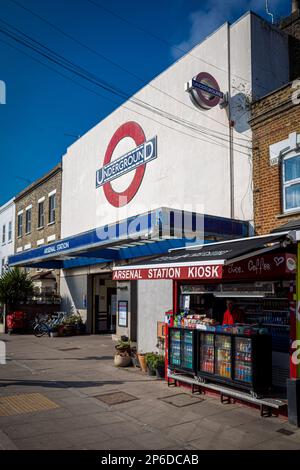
<box><xmin>0</xmin><ymin>379</ymin><xmax>123</xmax><ymax>389</ymax></box>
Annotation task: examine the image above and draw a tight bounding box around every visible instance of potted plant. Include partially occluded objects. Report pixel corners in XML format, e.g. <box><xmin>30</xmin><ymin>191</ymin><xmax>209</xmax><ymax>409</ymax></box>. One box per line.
<box><xmin>0</xmin><ymin>268</ymin><xmax>34</xmax><ymax>333</ymax></box>
<box><xmin>50</xmin><ymin>325</ymin><xmax>59</xmax><ymax>338</ymax></box>
<box><xmin>114</xmin><ymin>339</ymin><xmax>132</xmax><ymax>367</ymax></box>
<box><xmin>145</xmin><ymin>352</ymin><xmax>157</xmax><ymax>376</ymax></box>
<box><xmin>130</xmin><ymin>346</ymin><xmax>140</xmax><ymax>368</ymax></box>
<box><xmin>155</xmin><ymin>355</ymin><xmax>165</xmax><ymax>379</ymax></box>
<box><xmin>137</xmin><ymin>352</ymin><xmax>147</xmax><ymax>372</ymax></box>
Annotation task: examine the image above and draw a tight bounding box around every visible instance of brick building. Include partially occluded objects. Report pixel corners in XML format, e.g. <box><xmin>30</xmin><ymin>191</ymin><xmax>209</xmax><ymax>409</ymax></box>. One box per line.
<box><xmin>250</xmin><ymin>5</ymin><xmax>300</xmax><ymax>235</ymax></box>
<box><xmin>250</xmin><ymin>82</ymin><xmax>300</xmax><ymax>234</ymax></box>
<box><xmin>14</xmin><ymin>163</ymin><xmax>62</xmax><ymax>293</ymax></box>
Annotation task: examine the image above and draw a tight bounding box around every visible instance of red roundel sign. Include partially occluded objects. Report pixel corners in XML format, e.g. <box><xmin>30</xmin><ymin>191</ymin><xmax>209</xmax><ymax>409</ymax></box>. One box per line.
<box><xmin>187</xmin><ymin>72</ymin><xmax>224</xmax><ymax>110</ymax></box>
<box><xmin>193</xmin><ymin>72</ymin><xmax>222</xmax><ymax>109</ymax></box>
<box><xmin>96</xmin><ymin>122</ymin><xmax>157</xmax><ymax>208</ymax></box>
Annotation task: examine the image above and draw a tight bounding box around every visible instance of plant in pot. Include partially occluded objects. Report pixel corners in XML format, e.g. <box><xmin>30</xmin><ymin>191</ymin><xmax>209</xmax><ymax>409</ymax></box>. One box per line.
<box><xmin>145</xmin><ymin>352</ymin><xmax>158</xmax><ymax>376</ymax></box>
<box><xmin>130</xmin><ymin>346</ymin><xmax>140</xmax><ymax>368</ymax></box>
<box><xmin>114</xmin><ymin>339</ymin><xmax>132</xmax><ymax>367</ymax></box>
<box><xmin>137</xmin><ymin>352</ymin><xmax>147</xmax><ymax>372</ymax></box>
<box><xmin>155</xmin><ymin>355</ymin><xmax>165</xmax><ymax>379</ymax></box>
<box><xmin>50</xmin><ymin>325</ymin><xmax>59</xmax><ymax>338</ymax></box>
<box><xmin>72</xmin><ymin>311</ymin><xmax>83</xmax><ymax>335</ymax></box>
<box><xmin>0</xmin><ymin>268</ymin><xmax>34</xmax><ymax>333</ymax></box>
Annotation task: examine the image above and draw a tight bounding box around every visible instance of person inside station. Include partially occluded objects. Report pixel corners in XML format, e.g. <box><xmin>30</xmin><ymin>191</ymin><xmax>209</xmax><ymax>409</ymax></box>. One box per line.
<box><xmin>222</xmin><ymin>299</ymin><xmax>245</xmax><ymax>325</ymax></box>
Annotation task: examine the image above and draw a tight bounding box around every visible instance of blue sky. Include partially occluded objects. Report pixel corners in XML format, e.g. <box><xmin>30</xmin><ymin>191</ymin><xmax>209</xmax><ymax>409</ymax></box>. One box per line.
<box><xmin>0</xmin><ymin>0</ymin><xmax>291</xmax><ymax>205</ymax></box>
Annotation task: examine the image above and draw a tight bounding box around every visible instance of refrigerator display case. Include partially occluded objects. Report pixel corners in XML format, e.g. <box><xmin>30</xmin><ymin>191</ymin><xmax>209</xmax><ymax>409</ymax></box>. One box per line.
<box><xmin>215</xmin><ymin>334</ymin><xmax>232</xmax><ymax>379</ymax></box>
<box><xmin>234</xmin><ymin>337</ymin><xmax>252</xmax><ymax>384</ymax></box>
<box><xmin>168</xmin><ymin>328</ymin><xmax>197</xmax><ymax>374</ymax></box>
<box><xmin>196</xmin><ymin>331</ymin><xmax>272</xmax><ymax>395</ymax></box>
<box><xmin>199</xmin><ymin>332</ymin><xmax>215</xmax><ymax>374</ymax></box>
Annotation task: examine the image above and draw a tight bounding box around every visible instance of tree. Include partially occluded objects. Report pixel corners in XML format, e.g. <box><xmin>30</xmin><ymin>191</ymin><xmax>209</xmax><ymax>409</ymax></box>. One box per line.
<box><xmin>0</xmin><ymin>268</ymin><xmax>34</xmax><ymax>312</ymax></box>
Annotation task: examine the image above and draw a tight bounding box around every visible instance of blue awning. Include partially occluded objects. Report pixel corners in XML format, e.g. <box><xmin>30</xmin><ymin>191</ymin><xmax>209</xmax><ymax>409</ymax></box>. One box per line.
<box><xmin>8</xmin><ymin>208</ymin><xmax>249</xmax><ymax>269</ymax></box>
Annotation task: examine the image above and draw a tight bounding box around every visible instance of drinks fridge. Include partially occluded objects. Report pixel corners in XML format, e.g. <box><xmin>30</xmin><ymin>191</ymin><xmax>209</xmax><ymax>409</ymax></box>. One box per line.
<box><xmin>215</xmin><ymin>334</ymin><xmax>232</xmax><ymax>379</ymax></box>
<box><xmin>168</xmin><ymin>328</ymin><xmax>196</xmax><ymax>373</ymax></box>
<box><xmin>199</xmin><ymin>333</ymin><xmax>215</xmax><ymax>374</ymax></box>
<box><xmin>235</xmin><ymin>337</ymin><xmax>252</xmax><ymax>384</ymax></box>
<box><xmin>196</xmin><ymin>331</ymin><xmax>272</xmax><ymax>394</ymax></box>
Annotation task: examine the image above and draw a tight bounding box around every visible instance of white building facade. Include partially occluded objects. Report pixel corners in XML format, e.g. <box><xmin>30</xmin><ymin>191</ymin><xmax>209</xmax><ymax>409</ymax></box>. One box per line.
<box><xmin>0</xmin><ymin>198</ymin><xmax>15</xmax><ymax>275</ymax></box>
<box><xmin>9</xmin><ymin>12</ymin><xmax>290</xmax><ymax>352</ymax></box>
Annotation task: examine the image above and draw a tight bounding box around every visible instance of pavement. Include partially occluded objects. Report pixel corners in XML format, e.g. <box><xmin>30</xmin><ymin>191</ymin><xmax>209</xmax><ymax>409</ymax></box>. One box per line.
<box><xmin>0</xmin><ymin>333</ymin><xmax>300</xmax><ymax>450</ymax></box>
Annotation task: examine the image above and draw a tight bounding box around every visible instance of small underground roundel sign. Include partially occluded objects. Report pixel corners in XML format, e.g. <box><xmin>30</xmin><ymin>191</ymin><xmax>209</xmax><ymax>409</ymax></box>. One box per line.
<box><xmin>185</xmin><ymin>72</ymin><xmax>224</xmax><ymax>110</ymax></box>
<box><xmin>96</xmin><ymin>122</ymin><xmax>157</xmax><ymax>207</ymax></box>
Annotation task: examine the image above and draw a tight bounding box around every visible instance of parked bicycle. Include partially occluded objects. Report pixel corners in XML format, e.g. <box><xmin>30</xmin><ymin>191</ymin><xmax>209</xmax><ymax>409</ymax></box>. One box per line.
<box><xmin>33</xmin><ymin>311</ymin><xmax>68</xmax><ymax>337</ymax></box>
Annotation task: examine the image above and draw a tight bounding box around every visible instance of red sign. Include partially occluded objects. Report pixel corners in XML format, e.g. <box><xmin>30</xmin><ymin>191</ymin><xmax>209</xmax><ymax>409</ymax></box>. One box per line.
<box><xmin>113</xmin><ymin>264</ymin><xmax>223</xmax><ymax>281</ymax></box>
<box><xmin>102</xmin><ymin>122</ymin><xmax>146</xmax><ymax>208</ymax></box>
<box><xmin>223</xmin><ymin>253</ymin><xmax>296</xmax><ymax>279</ymax></box>
<box><xmin>113</xmin><ymin>253</ymin><xmax>296</xmax><ymax>282</ymax></box>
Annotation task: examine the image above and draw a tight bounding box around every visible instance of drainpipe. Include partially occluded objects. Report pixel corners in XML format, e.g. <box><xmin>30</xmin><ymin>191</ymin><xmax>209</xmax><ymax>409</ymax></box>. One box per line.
<box><xmin>227</xmin><ymin>24</ymin><xmax>234</xmax><ymax>219</ymax></box>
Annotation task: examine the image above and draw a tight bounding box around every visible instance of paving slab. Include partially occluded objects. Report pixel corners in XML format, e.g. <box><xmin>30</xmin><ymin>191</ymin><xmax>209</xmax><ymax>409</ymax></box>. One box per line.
<box><xmin>0</xmin><ymin>334</ymin><xmax>296</xmax><ymax>450</ymax></box>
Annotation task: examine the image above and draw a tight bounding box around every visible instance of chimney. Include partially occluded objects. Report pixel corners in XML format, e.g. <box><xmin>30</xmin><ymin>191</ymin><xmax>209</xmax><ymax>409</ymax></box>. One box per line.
<box><xmin>292</xmin><ymin>0</ymin><xmax>300</xmax><ymax>13</ymax></box>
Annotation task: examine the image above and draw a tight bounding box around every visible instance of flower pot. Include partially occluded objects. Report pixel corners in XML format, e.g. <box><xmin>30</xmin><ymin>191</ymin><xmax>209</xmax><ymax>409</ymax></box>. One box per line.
<box><xmin>50</xmin><ymin>331</ymin><xmax>58</xmax><ymax>338</ymax></box>
<box><xmin>138</xmin><ymin>353</ymin><xmax>147</xmax><ymax>372</ymax></box>
<box><xmin>156</xmin><ymin>364</ymin><xmax>165</xmax><ymax>379</ymax></box>
<box><xmin>131</xmin><ymin>354</ymin><xmax>140</xmax><ymax>368</ymax></box>
<box><xmin>147</xmin><ymin>367</ymin><xmax>156</xmax><ymax>376</ymax></box>
<box><xmin>114</xmin><ymin>354</ymin><xmax>132</xmax><ymax>367</ymax></box>
<box><xmin>63</xmin><ymin>325</ymin><xmax>74</xmax><ymax>336</ymax></box>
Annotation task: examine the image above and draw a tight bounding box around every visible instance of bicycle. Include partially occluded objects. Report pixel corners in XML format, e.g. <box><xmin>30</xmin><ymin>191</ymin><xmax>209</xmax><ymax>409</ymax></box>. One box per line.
<box><xmin>33</xmin><ymin>312</ymin><xmax>67</xmax><ymax>337</ymax></box>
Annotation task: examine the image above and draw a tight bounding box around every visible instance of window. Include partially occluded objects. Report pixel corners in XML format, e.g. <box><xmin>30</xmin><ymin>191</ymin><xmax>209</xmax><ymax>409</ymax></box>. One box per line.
<box><xmin>1</xmin><ymin>258</ymin><xmax>5</xmax><ymax>275</ymax></box>
<box><xmin>49</xmin><ymin>194</ymin><xmax>56</xmax><ymax>224</ymax></box>
<box><xmin>25</xmin><ymin>208</ymin><xmax>32</xmax><ymax>234</ymax></box>
<box><xmin>17</xmin><ymin>213</ymin><xmax>23</xmax><ymax>237</ymax></box>
<box><xmin>38</xmin><ymin>201</ymin><xmax>45</xmax><ymax>228</ymax></box>
<box><xmin>8</xmin><ymin>221</ymin><xmax>12</xmax><ymax>242</ymax></box>
<box><xmin>2</xmin><ymin>225</ymin><xmax>5</xmax><ymax>244</ymax></box>
<box><xmin>283</xmin><ymin>154</ymin><xmax>300</xmax><ymax>212</ymax></box>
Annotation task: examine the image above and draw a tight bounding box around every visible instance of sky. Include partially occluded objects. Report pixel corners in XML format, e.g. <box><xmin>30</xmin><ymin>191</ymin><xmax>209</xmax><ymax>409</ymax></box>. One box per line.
<box><xmin>0</xmin><ymin>0</ymin><xmax>292</xmax><ymax>205</ymax></box>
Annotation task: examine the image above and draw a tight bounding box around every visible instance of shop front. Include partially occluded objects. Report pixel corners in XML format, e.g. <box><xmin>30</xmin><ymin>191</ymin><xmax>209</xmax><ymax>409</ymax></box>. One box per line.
<box><xmin>112</xmin><ymin>232</ymin><xmax>300</xmax><ymax>423</ymax></box>
<box><xmin>8</xmin><ymin>207</ymin><xmax>248</xmax><ymax>340</ymax></box>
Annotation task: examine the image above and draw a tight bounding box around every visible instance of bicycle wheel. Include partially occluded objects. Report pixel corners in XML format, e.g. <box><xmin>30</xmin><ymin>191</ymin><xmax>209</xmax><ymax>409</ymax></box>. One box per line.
<box><xmin>33</xmin><ymin>323</ymin><xmax>49</xmax><ymax>337</ymax></box>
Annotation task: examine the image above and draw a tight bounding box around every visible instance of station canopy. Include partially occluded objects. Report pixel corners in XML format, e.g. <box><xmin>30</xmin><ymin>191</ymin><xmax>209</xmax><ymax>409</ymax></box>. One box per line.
<box><xmin>8</xmin><ymin>208</ymin><xmax>249</xmax><ymax>270</ymax></box>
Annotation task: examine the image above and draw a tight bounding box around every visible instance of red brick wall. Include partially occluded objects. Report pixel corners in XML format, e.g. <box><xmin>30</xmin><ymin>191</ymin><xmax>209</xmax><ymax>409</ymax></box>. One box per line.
<box><xmin>251</xmin><ymin>83</ymin><xmax>300</xmax><ymax>234</ymax></box>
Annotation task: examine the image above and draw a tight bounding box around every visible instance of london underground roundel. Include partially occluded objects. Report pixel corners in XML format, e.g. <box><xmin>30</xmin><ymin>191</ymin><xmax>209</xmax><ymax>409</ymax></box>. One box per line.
<box><xmin>95</xmin><ymin>122</ymin><xmax>157</xmax><ymax>207</ymax></box>
<box><xmin>186</xmin><ymin>72</ymin><xmax>224</xmax><ymax>110</ymax></box>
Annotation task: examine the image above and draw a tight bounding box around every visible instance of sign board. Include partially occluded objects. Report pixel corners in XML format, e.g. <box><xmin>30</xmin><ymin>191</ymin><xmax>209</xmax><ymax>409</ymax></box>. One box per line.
<box><xmin>224</xmin><ymin>253</ymin><xmax>296</xmax><ymax>279</ymax></box>
<box><xmin>113</xmin><ymin>264</ymin><xmax>223</xmax><ymax>281</ymax></box>
<box><xmin>113</xmin><ymin>253</ymin><xmax>296</xmax><ymax>282</ymax></box>
<box><xmin>185</xmin><ymin>72</ymin><xmax>225</xmax><ymax>110</ymax></box>
<box><xmin>191</xmin><ymin>78</ymin><xmax>224</xmax><ymax>99</ymax></box>
<box><xmin>118</xmin><ymin>301</ymin><xmax>128</xmax><ymax>327</ymax></box>
<box><xmin>95</xmin><ymin>121</ymin><xmax>157</xmax><ymax>207</ymax></box>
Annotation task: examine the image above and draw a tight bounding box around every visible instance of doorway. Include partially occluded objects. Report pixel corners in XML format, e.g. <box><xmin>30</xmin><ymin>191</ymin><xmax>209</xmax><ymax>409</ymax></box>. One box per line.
<box><xmin>93</xmin><ymin>274</ymin><xmax>117</xmax><ymax>334</ymax></box>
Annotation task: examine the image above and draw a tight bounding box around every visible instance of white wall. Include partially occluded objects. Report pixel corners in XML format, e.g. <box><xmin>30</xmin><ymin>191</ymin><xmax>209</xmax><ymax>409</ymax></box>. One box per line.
<box><xmin>137</xmin><ymin>280</ymin><xmax>172</xmax><ymax>353</ymax></box>
<box><xmin>61</xmin><ymin>13</ymin><xmax>289</xmax><ymax>240</ymax></box>
<box><xmin>61</xmin><ymin>23</ymin><xmax>230</xmax><ymax>238</ymax></box>
<box><xmin>0</xmin><ymin>198</ymin><xmax>15</xmax><ymax>274</ymax></box>
<box><xmin>59</xmin><ymin>12</ymin><xmax>289</xmax><ymax>344</ymax></box>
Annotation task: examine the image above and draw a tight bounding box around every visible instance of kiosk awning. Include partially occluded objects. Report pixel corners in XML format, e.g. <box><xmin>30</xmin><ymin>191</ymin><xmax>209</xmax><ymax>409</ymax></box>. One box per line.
<box><xmin>112</xmin><ymin>232</ymin><xmax>295</xmax><ymax>281</ymax></box>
